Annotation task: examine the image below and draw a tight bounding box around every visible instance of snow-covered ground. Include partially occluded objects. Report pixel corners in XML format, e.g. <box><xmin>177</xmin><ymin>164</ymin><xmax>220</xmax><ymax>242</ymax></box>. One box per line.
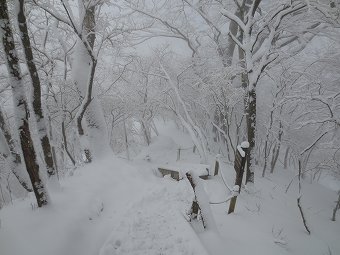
<box><xmin>1</xmin><ymin>121</ymin><xmax>340</xmax><ymax>255</ymax></box>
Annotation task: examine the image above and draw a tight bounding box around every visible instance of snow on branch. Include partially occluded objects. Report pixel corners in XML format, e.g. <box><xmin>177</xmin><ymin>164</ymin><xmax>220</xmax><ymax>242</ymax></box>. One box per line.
<box><xmin>228</xmin><ymin>32</ymin><xmax>245</xmax><ymax>52</ymax></box>
<box><xmin>32</xmin><ymin>0</ymin><xmax>73</xmax><ymax>28</ymax></box>
<box><xmin>220</xmin><ymin>8</ymin><xmax>245</xmax><ymax>31</ymax></box>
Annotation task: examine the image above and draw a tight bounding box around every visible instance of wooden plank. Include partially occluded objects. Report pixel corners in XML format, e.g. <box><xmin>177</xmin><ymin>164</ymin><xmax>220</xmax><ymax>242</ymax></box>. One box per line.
<box><xmin>158</xmin><ymin>166</ymin><xmax>209</xmax><ymax>181</ymax></box>
<box><xmin>158</xmin><ymin>167</ymin><xmax>180</xmax><ymax>181</ymax></box>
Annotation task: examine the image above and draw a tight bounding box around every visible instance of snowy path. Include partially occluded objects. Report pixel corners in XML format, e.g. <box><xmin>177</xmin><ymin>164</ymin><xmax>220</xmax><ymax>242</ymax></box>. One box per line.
<box><xmin>99</xmin><ymin>184</ymin><xmax>207</xmax><ymax>255</ymax></box>
<box><xmin>2</xmin><ymin>125</ymin><xmax>340</xmax><ymax>255</ymax></box>
<box><xmin>0</xmin><ymin>156</ymin><xmax>208</xmax><ymax>255</ymax></box>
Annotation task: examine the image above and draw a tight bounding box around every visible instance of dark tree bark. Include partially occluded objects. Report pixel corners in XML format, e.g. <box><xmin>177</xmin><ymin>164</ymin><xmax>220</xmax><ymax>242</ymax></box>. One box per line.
<box><xmin>17</xmin><ymin>0</ymin><xmax>56</xmax><ymax>178</ymax></box>
<box><xmin>62</xmin><ymin>121</ymin><xmax>76</xmax><ymax>166</ymax></box>
<box><xmin>245</xmin><ymin>88</ymin><xmax>256</xmax><ymax>184</ymax></box>
<box><xmin>0</xmin><ymin>0</ymin><xmax>49</xmax><ymax>207</ymax></box>
<box><xmin>233</xmin><ymin>1</ymin><xmax>256</xmax><ymax>185</ymax></box>
<box><xmin>331</xmin><ymin>192</ymin><xmax>340</xmax><ymax>221</ymax></box>
<box><xmin>0</xmin><ymin>106</ymin><xmax>32</xmax><ymax>192</ymax></box>
<box><xmin>270</xmin><ymin>123</ymin><xmax>283</xmax><ymax>173</ymax></box>
<box><xmin>297</xmin><ymin>196</ymin><xmax>311</xmax><ymax>234</ymax></box>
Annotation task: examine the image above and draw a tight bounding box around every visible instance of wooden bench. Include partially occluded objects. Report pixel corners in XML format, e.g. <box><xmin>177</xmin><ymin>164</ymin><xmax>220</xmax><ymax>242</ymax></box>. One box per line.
<box><xmin>158</xmin><ymin>163</ymin><xmax>210</xmax><ymax>181</ymax></box>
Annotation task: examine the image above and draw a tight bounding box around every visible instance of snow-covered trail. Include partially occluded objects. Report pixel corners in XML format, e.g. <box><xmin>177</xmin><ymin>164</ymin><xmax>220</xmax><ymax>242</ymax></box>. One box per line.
<box><xmin>0</xmin><ymin>156</ymin><xmax>208</xmax><ymax>255</ymax></box>
<box><xmin>99</xmin><ymin>181</ymin><xmax>207</xmax><ymax>255</ymax></box>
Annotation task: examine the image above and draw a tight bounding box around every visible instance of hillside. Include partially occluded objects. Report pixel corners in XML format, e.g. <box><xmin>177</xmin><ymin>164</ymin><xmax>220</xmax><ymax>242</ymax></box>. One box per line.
<box><xmin>0</xmin><ymin>122</ymin><xmax>339</xmax><ymax>255</ymax></box>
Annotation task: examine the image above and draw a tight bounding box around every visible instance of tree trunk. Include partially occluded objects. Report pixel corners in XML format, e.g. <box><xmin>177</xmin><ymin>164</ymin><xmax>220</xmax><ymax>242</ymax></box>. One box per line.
<box><xmin>270</xmin><ymin>142</ymin><xmax>281</xmax><ymax>174</ymax></box>
<box><xmin>73</xmin><ymin>4</ymin><xmax>110</xmax><ymax>162</ymax></box>
<box><xmin>17</xmin><ymin>0</ymin><xmax>56</xmax><ymax>178</ymax></box>
<box><xmin>262</xmin><ymin>139</ymin><xmax>269</xmax><ymax>177</ymax></box>
<box><xmin>0</xmin><ymin>106</ymin><xmax>32</xmax><ymax>192</ymax></box>
<box><xmin>235</xmin><ymin>2</ymin><xmax>255</xmax><ymax>185</ymax></box>
<box><xmin>245</xmin><ymin>88</ymin><xmax>256</xmax><ymax>184</ymax></box>
<box><xmin>62</xmin><ymin>120</ymin><xmax>76</xmax><ymax>166</ymax></box>
<box><xmin>284</xmin><ymin>147</ymin><xmax>290</xmax><ymax>169</ymax></box>
<box><xmin>141</xmin><ymin>120</ymin><xmax>151</xmax><ymax>146</ymax></box>
<box><xmin>123</xmin><ymin>120</ymin><xmax>130</xmax><ymax>160</ymax></box>
<box><xmin>331</xmin><ymin>192</ymin><xmax>340</xmax><ymax>221</ymax></box>
<box><xmin>0</xmin><ymin>1</ymin><xmax>49</xmax><ymax>207</ymax></box>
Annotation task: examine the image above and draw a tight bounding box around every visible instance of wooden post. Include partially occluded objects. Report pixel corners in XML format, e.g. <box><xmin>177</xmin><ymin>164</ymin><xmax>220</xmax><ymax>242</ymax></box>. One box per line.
<box><xmin>228</xmin><ymin>144</ymin><xmax>249</xmax><ymax>214</ymax></box>
<box><xmin>186</xmin><ymin>172</ymin><xmax>200</xmax><ymax>220</ymax></box>
<box><xmin>186</xmin><ymin>172</ymin><xmax>218</xmax><ymax>231</ymax></box>
<box><xmin>177</xmin><ymin>147</ymin><xmax>181</xmax><ymax>161</ymax></box>
<box><xmin>193</xmin><ymin>145</ymin><xmax>196</xmax><ymax>153</ymax></box>
<box><xmin>214</xmin><ymin>155</ymin><xmax>219</xmax><ymax>176</ymax></box>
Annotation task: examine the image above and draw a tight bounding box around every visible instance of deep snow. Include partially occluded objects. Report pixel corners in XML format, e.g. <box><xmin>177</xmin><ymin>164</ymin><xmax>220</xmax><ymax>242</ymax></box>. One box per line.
<box><xmin>0</xmin><ymin>121</ymin><xmax>340</xmax><ymax>255</ymax></box>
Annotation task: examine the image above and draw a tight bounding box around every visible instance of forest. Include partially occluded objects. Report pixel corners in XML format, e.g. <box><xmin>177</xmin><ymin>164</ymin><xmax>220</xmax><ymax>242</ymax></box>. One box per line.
<box><xmin>0</xmin><ymin>1</ymin><xmax>340</xmax><ymax>255</ymax></box>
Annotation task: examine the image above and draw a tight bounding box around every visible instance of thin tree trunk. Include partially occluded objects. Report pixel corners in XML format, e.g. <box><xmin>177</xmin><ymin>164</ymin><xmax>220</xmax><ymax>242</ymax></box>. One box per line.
<box><xmin>331</xmin><ymin>192</ymin><xmax>340</xmax><ymax>221</ymax></box>
<box><xmin>284</xmin><ymin>147</ymin><xmax>290</xmax><ymax>169</ymax></box>
<box><xmin>150</xmin><ymin>120</ymin><xmax>159</xmax><ymax>136</ymax></box>
<box><xmin>17</xmin><ymin>0</ymin><xmax>55</xmax><ymax>178</ymax></box>
<box><xmin>262</xmin><ymin>139</ymin><xmax>269</xmax><ymax>177</ymax></box>
<box><xmin>270</xmin><ymin>117</ymin><xmax>283</xmax><ymax>173</ymax></box>
<box><xmin>123</xmin><ymin>120</ymin><xmax>130</xmax><ymax>160</ymax></box>
<box><xmin>270</xmin><ymin>142</ymin><xmax>281</xmax><ymax>174</ymax></box>
<box><xmin>141</xmin><ymin>120</ymin><xmax>151</xmax><ymax>146</ymax></box>
<box><xmin>297</xmin><ymin>196</ymin><xmax>311</xmax><ymax>234</ymax></box>
<box><xmin>0</xmin><ymin>1</ymin><xmax>49</xmax><ymax>207</ymax></box>
<box><xmin>62</xmin><ymin>121</ymin><xmax>76</xmax><ymax>166</ymax></box>
<box><xmin>48</xmin><ymin>116</ymin><xmax>59</xmax><ymax>179</ymax></box>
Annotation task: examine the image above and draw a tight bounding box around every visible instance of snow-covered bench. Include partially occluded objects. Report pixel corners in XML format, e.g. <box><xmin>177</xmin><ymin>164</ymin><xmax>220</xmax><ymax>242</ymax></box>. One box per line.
<box><xmin>158</xmin><ymin>163</ymin><xmax>210</xmax><ymax>181</ymax></box>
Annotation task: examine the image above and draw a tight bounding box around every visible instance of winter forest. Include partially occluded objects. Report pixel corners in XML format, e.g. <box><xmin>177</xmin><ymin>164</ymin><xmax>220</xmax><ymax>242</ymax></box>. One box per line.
<box><xmin>0</xmin><ymin>0</ymin><xmax>340</xmax><ymax>254</ymax></box>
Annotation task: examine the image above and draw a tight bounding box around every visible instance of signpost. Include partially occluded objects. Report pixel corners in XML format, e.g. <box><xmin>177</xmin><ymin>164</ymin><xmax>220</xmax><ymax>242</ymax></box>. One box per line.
<box><xmin>228</xmin><ymin>143</ymin><xmax>249</xmax><ymax>214</ymax></box>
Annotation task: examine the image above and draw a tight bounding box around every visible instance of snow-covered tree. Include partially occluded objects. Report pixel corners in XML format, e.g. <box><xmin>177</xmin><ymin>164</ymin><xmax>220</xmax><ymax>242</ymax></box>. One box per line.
<box><xmin>16</xmin><ymin>0</ymin><xmax>56</xmax><ymax>178</ymax></box>
<box><xmin>0</xmin><ymin>0</ymin><xmax>49</xmax><ymax>207</ymax></box>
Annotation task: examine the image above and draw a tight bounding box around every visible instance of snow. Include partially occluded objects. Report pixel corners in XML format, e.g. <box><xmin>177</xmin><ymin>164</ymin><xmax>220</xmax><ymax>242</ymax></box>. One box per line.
<box><xmin>136</xmin><ymin>135</ymin><xmax>178</xmax><ymax>163</ymax></box>
<box><xmin>71</xmin><ymin>39</ymin><xmax>111</xmax><ymax>160</ymax></box>
<box><xmin>1</xmin><ymin>122</ymin><xmax>340</xmax><ymax>255</ymax></box>
<box><xmin>0</xmin><ymin>156</ymin><xmax>208</xmax><ymax>255</ymax></box>
<box><xmin>188</xmin><ymin>172</ymin><xmax>217</xmax><ymax>231</ymax></box>
<box><xmin>241</xmin><ymin>141</ymin><xmax>249</xmax><ymax>148</ymax></box>
<box><xmin>237</xmin><ymin>145</ymin><xmax>245</xmax><ymax>157</ymax></box>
